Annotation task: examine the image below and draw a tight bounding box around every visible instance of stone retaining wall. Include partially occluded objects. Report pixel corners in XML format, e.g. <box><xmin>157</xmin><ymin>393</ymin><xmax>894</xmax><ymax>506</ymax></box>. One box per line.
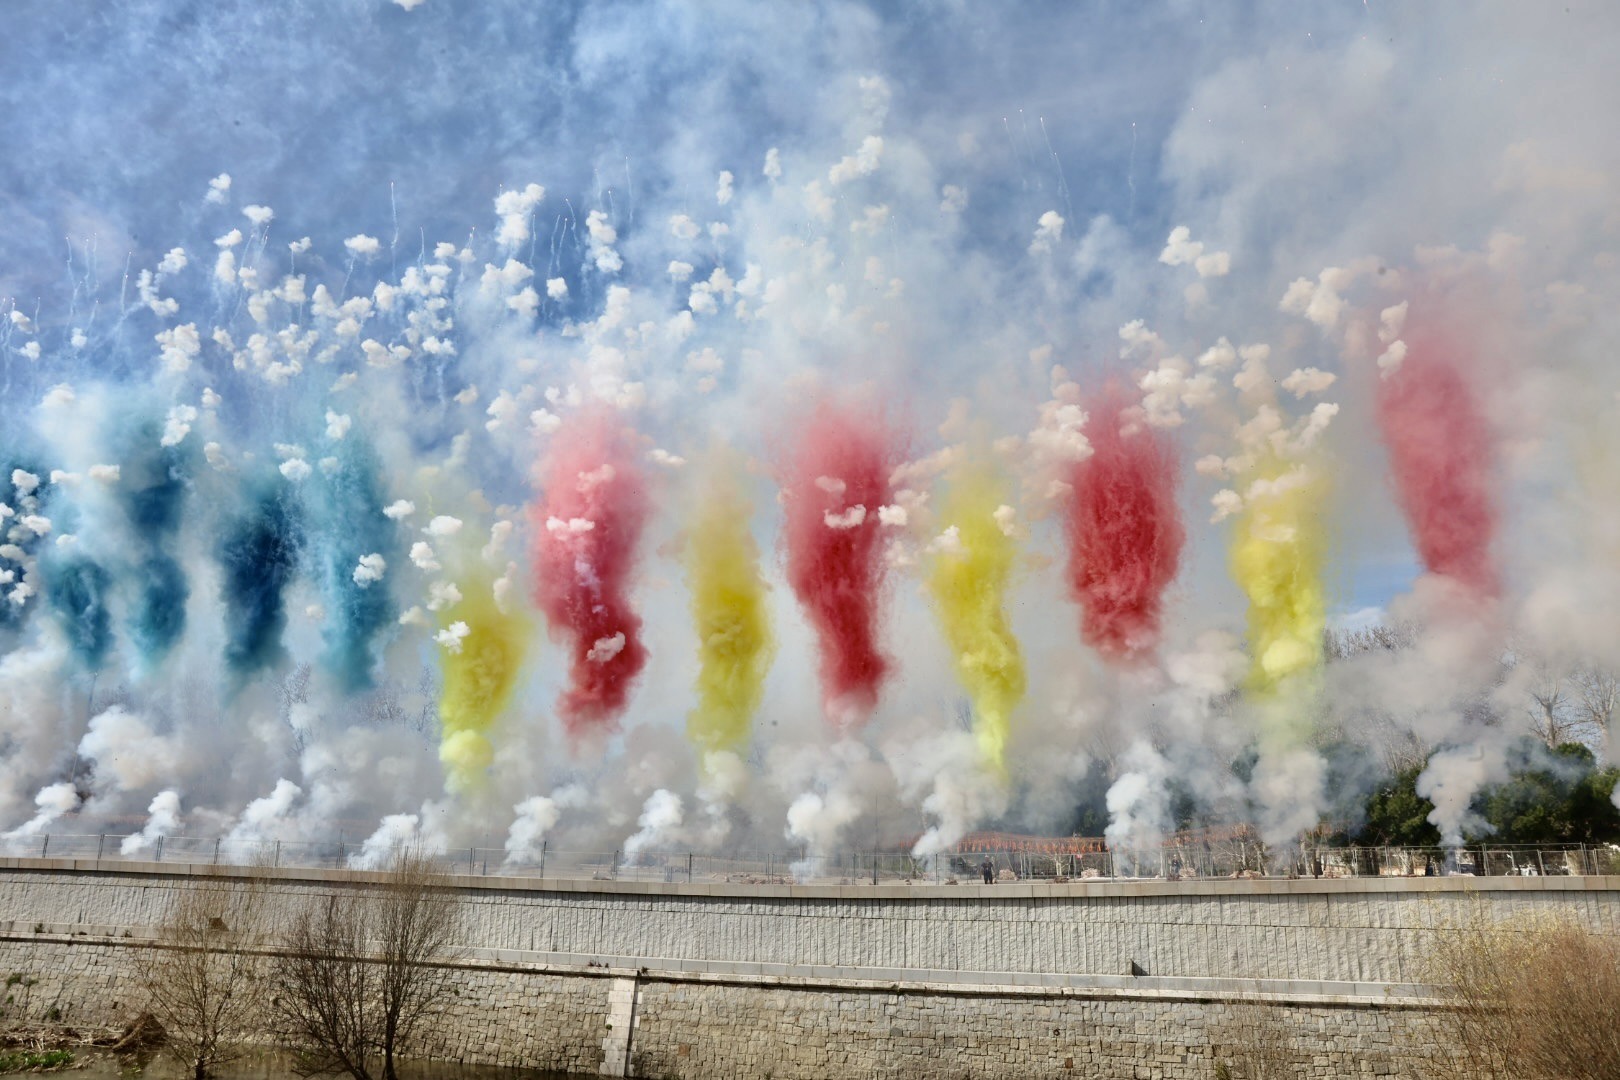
<box><xmin>1</xmin><ymin>859</ymin><xmax>1615</xmax><ymax>1077</ymax></box>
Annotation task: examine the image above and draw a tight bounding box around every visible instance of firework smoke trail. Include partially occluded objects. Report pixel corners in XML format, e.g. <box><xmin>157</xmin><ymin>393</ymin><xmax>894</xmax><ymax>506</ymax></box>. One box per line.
<box><xmin>1064</xmin><ymin>383</ymin><xmax>1185</xmax><ymax>665</ymax></box>
<box><xmin>531</xmin><ymin>409</ymin><xmax>650</xmax><ymax>740</ymax></box>
<box><xmin>438</xmin><ymin>575</ymin><xmax>530</xmax><ymax>794</ymax></box>
<box><xmin>925</xmin><ymin>464</ymin><xmax>1026</xmax><ymax>773</ymax></box>
<box><xmin>1230</xmin><ymin>457</ymin><xmax>1328</xmax><ymax>697</ymax></box>
<box><xmin>684</xmin><ymin>454</ymin><xmax>774</xmax><ymax>762</ymax></box>
<box><xmin>313</xmin><ymin>439</ymin><xmax>397</xmax><ymax>692</ymax></box>
<box><xmin>1376</xmin><ymin>334</ymin><xmax>1499</xmax><ymax>598</ymax></box>
<box><xmin>218</xmin><ymin>479</ymin><xmax>303</xmax><ymax>686</ymax></box>
<box><xmin>781</xmin><ymin>402</ymin><xmax>898</xmax><ymax>732</ymax></box>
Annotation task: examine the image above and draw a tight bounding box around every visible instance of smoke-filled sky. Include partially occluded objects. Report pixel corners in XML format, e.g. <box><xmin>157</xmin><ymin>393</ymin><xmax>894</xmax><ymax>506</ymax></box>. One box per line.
<box><xmin>2</xmin><ymin>1</ymin><xmax>1619</xmax><ymax>863</ymax></box>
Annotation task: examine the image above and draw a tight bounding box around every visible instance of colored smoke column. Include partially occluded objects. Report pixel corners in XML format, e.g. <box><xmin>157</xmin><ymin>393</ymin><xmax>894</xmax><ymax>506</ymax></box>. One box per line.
<box><xmin>45</xmin><ymin>557</ymin><xmax>113</xmax><ymax>670</ymax></box>
<box><xmin>438</xmin><ymin>579</ymin><xmax>529</xmax><ymax>793</ymax></box>
<box><xmin>1064</xmin><ymin>385</ymin><xmax>1185</xmax><ymax>664</ymax></box>
<box><xmin>1376</xmin><ymin>335</ymin><xmax>1499</xmax><ymax>597</ymax></box>
<box><xmin>314</xmin><ymin>441</ymin><xmax>397</xmax><ymax>691</ymax></box>
<box><xmin>218</xmin><ymin>482</ymin><xmax>303</xmax><ymax>682</ymax></box>
<box><xmin>1230</xmin><ymin>458</ymin><xmax>1328</xmax><ymax>695</ymax></box>
<box><xmin>925</xmin><ymin>465</ymin><xmax>1026</xmax><ymax>772</ymax></box>
<box><xmin>684</xmin><ymin>458</ymin><xmax>774</xmax><ymax>759</ymax></box>
<box><xmin>531</xmin><ymin>409</ymin><xmax>650</xmax><ymax>739</ymax></box>
<box><xmin>119</xmin><ymin>435</ymin><xmax>190</xmax><ymax>666</ymax></box>
<box><xmin>781</xmin><ymin>403</ymin><xmax>896</xmax><ymax>730</ymax></box>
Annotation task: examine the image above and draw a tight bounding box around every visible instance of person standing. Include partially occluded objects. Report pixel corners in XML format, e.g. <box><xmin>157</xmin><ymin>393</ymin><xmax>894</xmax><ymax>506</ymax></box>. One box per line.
<box><xmin>981</xmin><ymin>857</ymin><xmax>994</xmax><ymax>884</ymax></box>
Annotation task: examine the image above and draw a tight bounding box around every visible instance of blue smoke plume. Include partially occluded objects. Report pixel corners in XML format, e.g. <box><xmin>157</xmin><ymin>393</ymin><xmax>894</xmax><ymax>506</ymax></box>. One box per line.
<box><xmin>130</xmin><ymin>554</ymin><xmax>189</xmax><ymax>663</ymax></box>
<box><xmin>218</xmin><ymin>482</ymin><xmax>303</xmax><ymax>683</ymax></box>
<box><xmin>45</xmin><ymin>557</ymin><xmax>112</xmax><ymax>671</ymax></box>
<box><xmin>119</xmin><ymin>433</ymin><xmax>192</xmax><ymax>665</ymax></box>
<box><xmin>314</xmin><ymin>440</ymin><xmax>397</xmax><ymax>693</ymax></box>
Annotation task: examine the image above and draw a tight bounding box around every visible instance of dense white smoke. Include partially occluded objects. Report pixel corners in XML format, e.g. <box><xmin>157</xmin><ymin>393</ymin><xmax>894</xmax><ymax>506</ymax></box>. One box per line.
<box><xmin>0</xmin><ymin>2</ymin><xmax>1615</xmax><ymax>867</ymax></box>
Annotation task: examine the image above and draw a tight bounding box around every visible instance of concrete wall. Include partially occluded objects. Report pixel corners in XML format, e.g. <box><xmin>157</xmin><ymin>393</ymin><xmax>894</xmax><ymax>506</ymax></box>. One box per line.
<box><xmin>1</xmin><ymin>858</ymin><xmax>1616</xmax><ymax>1078</ymax></box>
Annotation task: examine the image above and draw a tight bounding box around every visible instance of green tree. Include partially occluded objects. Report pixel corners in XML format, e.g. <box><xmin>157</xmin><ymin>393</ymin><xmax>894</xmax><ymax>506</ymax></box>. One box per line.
<box><xmin>1361</xmin><ymin>764</ymin><xmax>1440</xmax><ymax>846</ymax></box>
<box><xmin>1480</xmin><ymin>743</ymin><xmax>1620</xmax><ymax>844</ymax></box>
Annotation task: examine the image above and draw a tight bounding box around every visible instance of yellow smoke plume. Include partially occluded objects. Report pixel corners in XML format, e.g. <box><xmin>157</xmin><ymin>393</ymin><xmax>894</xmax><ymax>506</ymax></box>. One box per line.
<box><xmin>926</xmin><ymin>464</ymin><xmax>1026</xmax><ymax>773</ymax></box>
<box><xmin>1230</xmin><ymin>458</ymin><xmax>1328</xmax><ymax>697</ymax></box>
<box><xmin>438</xmin><ymin>577</ymin><xmax>530</xmax><ymax>793</ymax></box>
<box><xmin>684</xmin><ymin>459</ymin><xmax>774</xmax><ymax>762</ymax></box>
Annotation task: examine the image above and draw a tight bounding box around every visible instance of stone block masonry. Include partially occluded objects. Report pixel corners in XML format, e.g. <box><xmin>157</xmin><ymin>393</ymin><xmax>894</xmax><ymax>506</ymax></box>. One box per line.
<box><xmin>0</xmin><ymin>858</ymin><xmax>1615</xmax><ymax>1078</ymax></box>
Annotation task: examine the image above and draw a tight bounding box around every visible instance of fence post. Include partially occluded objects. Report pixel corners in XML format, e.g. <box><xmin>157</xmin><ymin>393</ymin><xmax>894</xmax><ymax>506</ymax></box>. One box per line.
<box><xmin>213</xmin><ymin>838</ymin><xmax>221</xmax><ymax>865</ymax></box>
<box><xmin>273</xmin><ymin>840</ymin><xmax>281</xmax><ymax>868</ymax></box>
<box><xmin>612</xmin><ymin>849</ymin><xmax>620</xmax><ymax>880</ymax></box>
<box><xmin>467</xmin><ymin>846</ymin><xmax>475</xmax><ymax>876</ymax></box>
<box><xmin>40</xmin><ymin>834</ymin><xmax>49</xmax><ymax>859</ymax></box>
<box><xmin>872</xmin><ymin>850</ymin><xmax>878</xmax><ymax>886</ymax></box>
<box><xmin>96</xmin><ymin>834</ymin><xmax>105</xmax><ymax>862</ymax></box>
<box><xmin>154</xmin><ymin>836</ymin><xmax>164</xmax><ymax>862</ymax></box>
<box><xmin>539</xmin><ymin>840</ymin><xmax>546</xmax><ymax>880</ymax></box>
<box><xmin>688</xmin><ymin>852</ymin><xmax>693</xmax><ymax>883</ymax></box>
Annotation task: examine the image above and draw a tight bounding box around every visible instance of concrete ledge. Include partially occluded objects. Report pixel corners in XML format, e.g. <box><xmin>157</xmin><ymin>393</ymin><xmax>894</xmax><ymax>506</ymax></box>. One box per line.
<box><xmin>0</xmin><ymin>925</ymin><xmax>1446</xmax><ymax>1009</ymax></box>
<box><xmin>1</xmin><ymin>856</ymin><xmax>1615</xmax><ymax>900</ymax></box>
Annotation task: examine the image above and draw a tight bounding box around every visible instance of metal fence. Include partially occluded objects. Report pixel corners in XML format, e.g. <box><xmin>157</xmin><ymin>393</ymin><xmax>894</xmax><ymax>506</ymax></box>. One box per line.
<box><xmin>5</xmin><ymin>832</ymin><xmax>1618</xmax><ymax>883</ymax></box>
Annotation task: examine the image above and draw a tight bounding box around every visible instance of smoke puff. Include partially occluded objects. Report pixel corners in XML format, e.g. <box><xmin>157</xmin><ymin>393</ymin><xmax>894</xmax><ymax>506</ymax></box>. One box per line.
<box><xmin>4</xmin><ymin>782</ymin><xmax>78</xmax><ymax>841</ymax></box>
<box><xmin>624</xmin><ymin>788</ymin><xmax>684</xmax><ymax>857</ymax></box>
<box><xmin>121</xmin><ymin>790</ymin><xmax>182</xmax><ymax>855</ymax></box>
<box><xmin>504</xmin><ymin>785</ymin><xmax>589</xmax><ymax>865</ymax></box>
<box><xmin>78</xmin><ymin>706</ymin><xmax>183</xmax><ymax>794</ymax></box>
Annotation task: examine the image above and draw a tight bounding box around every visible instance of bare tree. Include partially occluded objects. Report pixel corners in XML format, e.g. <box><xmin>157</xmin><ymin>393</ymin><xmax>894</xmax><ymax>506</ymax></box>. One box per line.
<box><xmin>1572</xmin><ymin>663</ymin><xmax>1620</xmax><ymax>758</ymax></box>
<box><xmin>137</xmin><ymin>875</ymin><xmax>275</xmax><ymax>1079</ymax></box>
<box><xmin>1519</xmin><ymin>660</ymin><xmax>1612</xmax><ymax>750</ymax></box>
<box><xmin>272</xmin><ymin>848</ymin><xmax>460</xmax><ymax>1080</ymax></box>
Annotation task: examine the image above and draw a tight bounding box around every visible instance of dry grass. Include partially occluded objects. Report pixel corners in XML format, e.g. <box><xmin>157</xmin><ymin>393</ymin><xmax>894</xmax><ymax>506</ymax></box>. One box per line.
<box><xmin>1423</xmin><ymin>911</ymin><xmax>1620</xmax><ymax>1080</ymax></box>
<box><xmin>1209</xmin><ymin>1000</ymin><xmax>1298</xmax><ymax>1079</ymax></box>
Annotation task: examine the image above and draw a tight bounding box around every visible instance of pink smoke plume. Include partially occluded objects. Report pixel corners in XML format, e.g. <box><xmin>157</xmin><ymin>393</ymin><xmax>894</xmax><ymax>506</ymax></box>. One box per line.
<box><xmin>531</xmin><ymin>409</ymin><xmax>651</xmax><ymax>739</ymax></box>
<box><xmin>1377</xmin><ymin>333</ymin><xmax>1499</xmax><ymax>598</ymax></box>
<box><xmin>781</xmin><ymin>402</ymin><xmax>897</xmax><ymax>731</ymax></box>
<box><xmin>1064</xmin><ymin>382</ymin><xmax>1185</xmax><ymax>664</ymax></box>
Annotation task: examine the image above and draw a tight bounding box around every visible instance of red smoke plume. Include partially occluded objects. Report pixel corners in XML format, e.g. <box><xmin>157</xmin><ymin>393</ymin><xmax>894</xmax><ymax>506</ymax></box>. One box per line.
<box><xmin>1376</xmin><ymin>334</ymin><xmax>1498</xmax><ymax>597</ymax></box>
<box><xmin>1064</xmin><ymin>383</ymin><xmax>1185</xmax><ymax>664</ymax></box>
<box><xmin>781</xmin><ymin>402</ymin><xmax>896</xmax><ymax>731</ymax></box>
<box><xmin>531</xmin><ymin>409</ymin><xmax>650</xmax><ymax>739</ymax></box>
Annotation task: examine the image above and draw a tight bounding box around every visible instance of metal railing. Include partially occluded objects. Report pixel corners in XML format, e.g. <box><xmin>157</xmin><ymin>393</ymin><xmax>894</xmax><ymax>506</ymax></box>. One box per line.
<box><xmin>4</xmin><ymin>832</ymin><xmax>1617</xmax><ymax>884</ymax></box>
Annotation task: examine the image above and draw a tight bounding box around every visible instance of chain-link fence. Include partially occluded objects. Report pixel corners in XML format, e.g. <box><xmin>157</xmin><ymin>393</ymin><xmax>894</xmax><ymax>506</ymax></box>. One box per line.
<box><xmin>4</xmin><ymin>832</ymin><xmax>1617</xmax><ymax>883</ymax></box>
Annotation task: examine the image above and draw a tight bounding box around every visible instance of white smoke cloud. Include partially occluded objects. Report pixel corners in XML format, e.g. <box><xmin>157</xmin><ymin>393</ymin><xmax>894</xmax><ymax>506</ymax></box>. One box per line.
<box><xmin>623</xmin><ymin>789</ymin><xmax>684</xmax><ymax>859</ymax></box>
<box><xmin>121</xmin><ymin>790</ymin><xmax>182</xmax><ymax>856</ymax></box>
